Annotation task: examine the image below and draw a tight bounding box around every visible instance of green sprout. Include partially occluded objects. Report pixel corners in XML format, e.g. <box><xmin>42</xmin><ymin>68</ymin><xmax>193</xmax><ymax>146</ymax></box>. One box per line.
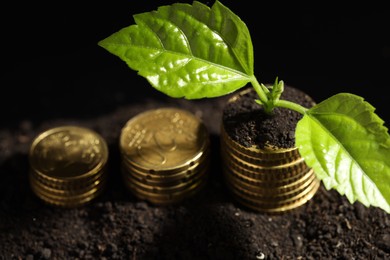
<box><xmin>98</xmin><ymin>0</ymin><xmax>390</xmax><ymax>213</ymax></box>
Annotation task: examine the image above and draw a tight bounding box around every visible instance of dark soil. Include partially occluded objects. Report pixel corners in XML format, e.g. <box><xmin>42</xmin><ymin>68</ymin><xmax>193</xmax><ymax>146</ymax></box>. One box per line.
<box><xmin>1</xmin><ymin>85</ymin><xmax>389</xmax><ymax>260</ymax></box>
<box><xmin>222</xmin><ymin>85</ymin><xmax>316</xmax><ymax>149</ymax></box>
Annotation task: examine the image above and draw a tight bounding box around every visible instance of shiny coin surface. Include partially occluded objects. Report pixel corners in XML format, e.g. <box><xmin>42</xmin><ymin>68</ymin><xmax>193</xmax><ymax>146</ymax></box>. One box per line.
<box><xmin>29</xmin><ymin>165</ymin><xmax>107</xmax><ymax>190</ymax></box>
<box><xmin>120</xmin><ymin>108</ymin><xmax>210</xmax><ymax>205</ymax></box>
<box><xmin>123</xmin><ymin>163</ymin><xmax>209</xmax><ymax>194</ymax></box>
<box><xmin>221</xmin><ymin>147</ymin><xmax>308</xmax><ymax>176</ymax></box>
<box><xmin>122</xmin><ymin>156</ymin><xmax>210</xmax><ymax>187</ymax></box>
<box><xmin>224</xmin><ymin>167</ymin><xmax>316</xmax><ymax>195</ymax></box>
<box><xmin>121</xmin><ymin>144</ymin><xmax>210</xmax><ymax>177</ymax></box>
<box><xmin>28</xmin><ymin>125</ymin><xmax>109</xmax><ymax>207</ymax></box>
<box><xmin>229</xmin><ymin>178</ymin><xmax>320</xmax><ymax>213</ymax></box>
<box><xmin>120</xmin><ymin>108</ymin><xmax>209</xmax><ymax>172</ymax></box>
<box><xmin>29</xmin><ymin>170</ymin><xmax>107</xmax><ymax>196</ymax></box>
<box><xmin>30</xmin><ymin>182</ymin><xmax>105</xmax><ymax>208</ymax></box>
<box><xmin>225</xmin><ymin>175</ymin><xmax>320</xmax><ymax>208</ymax></box>
<box><xmin>29</xmin><ymin>125</ymin><xmax>108</xmax><ymax>180</ymax></box>
<box><xmin>124</xmin><ymin>172</ymin><xmax>208</xmax><ymax>205</ymax></box>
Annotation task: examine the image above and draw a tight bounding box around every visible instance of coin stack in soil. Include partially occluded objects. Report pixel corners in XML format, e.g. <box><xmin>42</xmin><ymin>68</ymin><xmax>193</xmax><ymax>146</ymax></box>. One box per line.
<box><xmin>220</xmin><ymin>125</ymin><xmax>320</xmax><ymax>213</ymax></box>
<box><xmin>220</xmin><ymin>86</ymin><xmax>320</xmax><ymax>213</ymax></box>
<box><xmin>120</xmin><ymin>107</ymin><xmax>210</xmax><ymax>205</ymax></box>
<box><xmin>28</xmin><ymin>126</ymin><xmax>109</xmax><ymax>208</ymax></box>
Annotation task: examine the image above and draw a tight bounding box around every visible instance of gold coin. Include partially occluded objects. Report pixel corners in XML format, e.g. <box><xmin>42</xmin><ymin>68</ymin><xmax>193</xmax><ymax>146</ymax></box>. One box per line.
<box><xmin>224</xmin><ymin>167</ymin><xmax>316</xmax><ymax>195</ymax></box>
<box><xmin>221</xmin><ymin>148</ymin><xmax>308</xmax><ymax>177</ymax></box>
<box><xmin>29</xmin><ymin>171</ymin><xmax>107</xmax><ymax>196</ymax></box>
<box><xmin>229</xmin><ymin>180</ymin><xmax>319</xmax><ymax>213</ymax></box>
<box><xmin>128</xmin><ymin>178</ymin><xmax>207</xmax><ymax>205</ymax></box>
<box><xmin>121</xmin><ymin>147</ymin><xmax>210</xmax><ymax>181</ymax></box>
<box><xmin>121</xmin><ymin>144</ymin><xmax>210</xmax><ymax>177</ymax></box>
<box><xmin>119</xmin><ymin>108</ymin><xmax>209</xmax><ymax>173</ymax></box>
<box><xmin>31</xmin><ymin>188</ymin><xmax>104</xmax><ymax>208</ymax></box>
<box><xmin>228</xmin><ymin>172</ymin><xmax>318</xmax><ymax>201</ymax></box>
<box><xmin>124</xmin><ymin>173</ymin><xmax>208</xmax><ymax>205</ymax></box>
<box><xmin>221</xmin><ymin>160</ymin><xmax>309</xmax><ymax>184</ymax></box>
<box><xmin>123</xmin><ymin>164</ymin><xmax>209</xmax><ymax>194</ymax></box>
<box><xmin>28</xmin><ymin>125</ymin><xmax>108</xmax><ymax>207</ymax></box>
<box><xmin>226</xmin><ymin>176</ymin><xmax>320</xmax><ymax>205</ymax></box>
<box><xmin>29</xmin><ymin>166</ymin><xmax>107</xmax><ymax>190</ymax></box>
<box><xmin>30</xmin><ymin>178</ymin><xmax>105</xmax><ymax>207</ymax></box>
<box><xmin>220</xmin><ymin>138</ymin><xmax>300</xmax><ymax>166</ymax></box>
<box><xmin>226</xmin><ymin>173</ymin><xmax>317</xmax><ymax>203</ymax></box>
<box><xmin>30</xmin><ymin>179</ymin><xmax>105</xmax><ymax>202</ymax></box>
<box><xmin>122</xmin><ymin>157</ymin><xmax>210</xmax><ymax>187</ymax></box>
<box><xmin>219</xmin><ymin>145</ymin><xmax>301</xmax><ymax>178</ymax></box>
<box><xmin>29</xmin><ymin>125</ymin><xmax>108</xmax><ymax>180</ymax></box>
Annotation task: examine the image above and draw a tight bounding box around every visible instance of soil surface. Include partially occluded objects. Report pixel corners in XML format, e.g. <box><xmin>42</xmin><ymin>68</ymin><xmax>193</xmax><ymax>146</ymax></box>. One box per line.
<box><xmin>222</xmin><ymin>85</ymin><xmax>316</xmax><ymax>149</ymax></box>
<box><xmin>1</xmin><ymin>84</ymin><xmax>389</xmax><ymax>260</ymax></box>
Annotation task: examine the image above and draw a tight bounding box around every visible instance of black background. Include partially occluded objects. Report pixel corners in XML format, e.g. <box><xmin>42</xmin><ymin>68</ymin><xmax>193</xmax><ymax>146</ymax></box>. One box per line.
<box><xmin>4</xmin><ymin>1</ymin><xmax>390</xmax><ymax>127</ymax></box>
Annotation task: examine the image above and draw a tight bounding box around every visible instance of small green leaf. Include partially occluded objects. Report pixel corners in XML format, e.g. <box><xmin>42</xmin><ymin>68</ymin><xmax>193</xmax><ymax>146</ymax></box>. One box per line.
<box><xmin>98</xmin><ymin>0</ymin><xmax>254</xmax><ymax>99</ymax></box>
<box><xmin>296</xmin><ymin>93</ymin><xmax>390</xmax><ymax>213</ymax></box>
<box><xmin>270</xmin><ymin>78</ymin><xmax>284</xmax><ymax>102</ymax></box>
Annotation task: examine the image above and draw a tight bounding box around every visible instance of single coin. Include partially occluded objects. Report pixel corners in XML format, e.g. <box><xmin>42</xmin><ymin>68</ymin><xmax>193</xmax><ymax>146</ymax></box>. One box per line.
<box><xmin>121</xmin><ymin>145</ymin><xmax>210</xmax><ymax>177</ymax></box>
<box><xmin>29</xmin><ymin>125</ymin><xmax>108</xmax><ymax>180</ymax></box>
<box><xmin>119</xmin><ymin>108</ymin><xmax>209</xmax><ymax>173</ymax></box>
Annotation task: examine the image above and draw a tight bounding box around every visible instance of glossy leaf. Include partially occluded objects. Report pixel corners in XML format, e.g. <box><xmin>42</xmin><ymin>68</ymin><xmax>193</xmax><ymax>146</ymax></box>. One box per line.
<box><xmin>98</xmin><ymin>0</ymin><xmax>254</xmax><ymax>99</ymax></box>
<box><xmin>296</xmin><ymin>93</ymin><xmax>390</xmax><ymax>213</ymax></box>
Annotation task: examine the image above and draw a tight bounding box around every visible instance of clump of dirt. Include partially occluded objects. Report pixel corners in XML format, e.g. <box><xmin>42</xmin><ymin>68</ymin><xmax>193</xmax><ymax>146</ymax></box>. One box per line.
<box><xmin>222</xmin><ymin>85</ymin><xmax>315</xmax><ymax>149</ymax></box>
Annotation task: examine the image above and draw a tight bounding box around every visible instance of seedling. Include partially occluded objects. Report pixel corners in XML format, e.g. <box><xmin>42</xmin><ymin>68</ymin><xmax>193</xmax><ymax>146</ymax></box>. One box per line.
<box><xmin>98</xmin><ymin>1</ymin><xmax>390</xmax><ymax>213</ymax></box>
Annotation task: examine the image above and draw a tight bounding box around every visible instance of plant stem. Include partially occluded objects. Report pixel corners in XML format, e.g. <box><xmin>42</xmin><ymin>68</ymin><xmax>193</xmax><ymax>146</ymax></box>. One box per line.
<box><xmin>251</xmin><ymin>76</ymin><xmax>308</xmax><ymax>115</ymax></box>
<box><xmin>251</xmin><ymin>76</ymin><xmax>269</xmax><ymax>104</ymax></box>
<box><xmin>274</xmin><ymin>99</ymin><xmax>308</xmax><ymax>115</ymax></box>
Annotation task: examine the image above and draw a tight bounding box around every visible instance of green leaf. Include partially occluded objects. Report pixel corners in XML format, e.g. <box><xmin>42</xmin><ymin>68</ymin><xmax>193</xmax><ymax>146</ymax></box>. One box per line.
<box><xmin>270</xmin><ymin>78</ymin><xmax>284</xmax><ymax>103</ymax></box>
<box><xmin>98</xmin><ymin>0</ymin><xmax>254</xmax><ymax>99</ymax></box>
<box><xmin>296</xmin><ymin>93</ymin><xmax>390</xmax><ymax>213</ymax></box>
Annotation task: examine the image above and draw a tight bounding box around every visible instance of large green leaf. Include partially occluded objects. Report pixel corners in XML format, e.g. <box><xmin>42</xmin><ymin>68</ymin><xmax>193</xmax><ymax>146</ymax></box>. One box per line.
<box><xmin>98</xmin><ymin>0</ymin><xmax>254</xmax><ymax>99</ymax></box>
<box><xmin>296</xmin><ymin>93</ymin><xmax>390</xmax><ymax>213</ymax></box>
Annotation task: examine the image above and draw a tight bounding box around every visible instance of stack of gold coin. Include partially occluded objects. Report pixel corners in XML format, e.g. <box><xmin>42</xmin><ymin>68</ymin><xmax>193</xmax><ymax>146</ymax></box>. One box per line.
<box><xmin>28</xmin><ymin>126</ymin><xmax>109</xmax><ymax>208</ymax></box>
<box><xmin>120</xmin><ymin>108</ymin><xmax>210</xmax><ymax>205</ymax></box>
<box><xmin>220</xmin><ymin>124</ymin><xmax>320</xmax><ymax>213</ymax></box>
